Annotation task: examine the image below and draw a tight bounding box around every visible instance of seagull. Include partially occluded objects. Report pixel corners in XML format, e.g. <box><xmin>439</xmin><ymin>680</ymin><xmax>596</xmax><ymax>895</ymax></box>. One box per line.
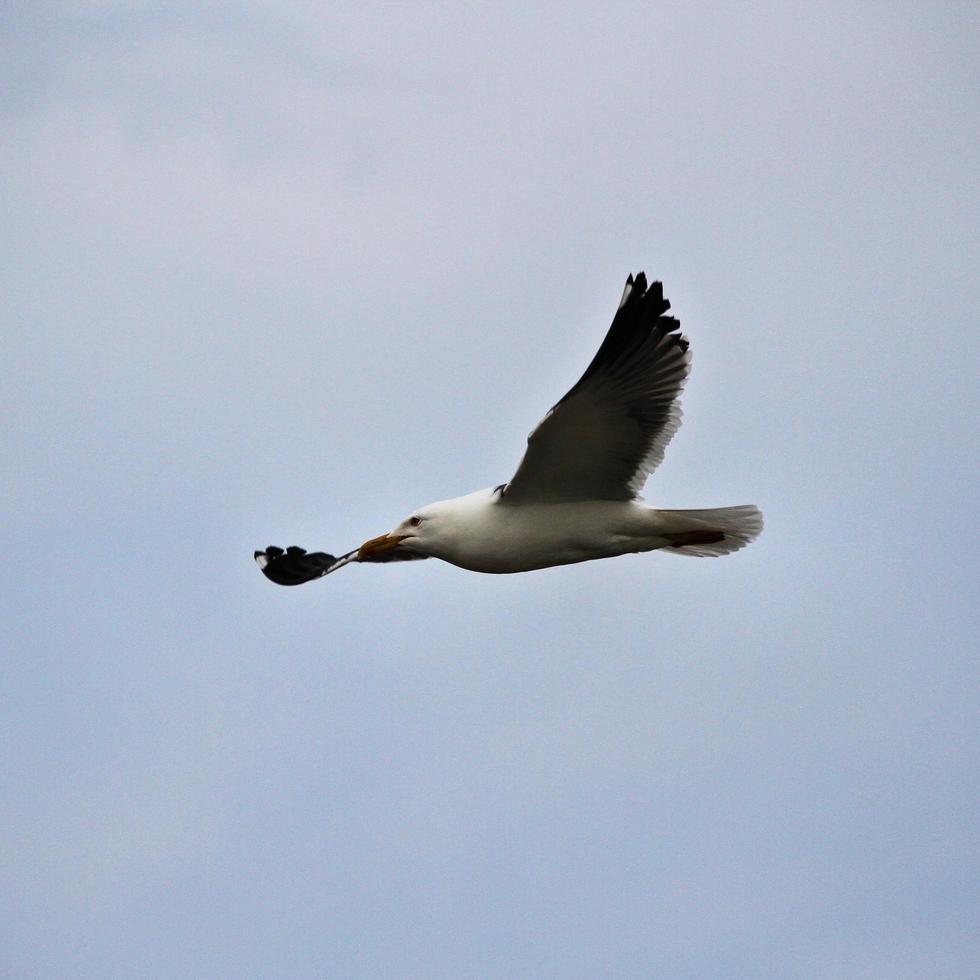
<box><xmin>255</xmin><ymin>273</ymin><xmax>762</xmax><ymax>585</ymax></box>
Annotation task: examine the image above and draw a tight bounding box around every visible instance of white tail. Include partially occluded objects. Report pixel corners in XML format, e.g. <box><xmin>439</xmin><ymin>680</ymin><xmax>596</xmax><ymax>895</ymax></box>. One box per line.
<box><xmin>655</xmin><ymin>505</ymin><xmax>763</xmax><ymax>557</ymax></box>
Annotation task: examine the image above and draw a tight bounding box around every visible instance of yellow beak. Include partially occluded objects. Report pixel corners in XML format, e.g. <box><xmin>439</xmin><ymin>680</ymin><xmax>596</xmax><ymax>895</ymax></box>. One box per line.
<box><xmin>358</xmin><ymin>532</ymin><xmax>408</xmax><ymax>560</ymax></box>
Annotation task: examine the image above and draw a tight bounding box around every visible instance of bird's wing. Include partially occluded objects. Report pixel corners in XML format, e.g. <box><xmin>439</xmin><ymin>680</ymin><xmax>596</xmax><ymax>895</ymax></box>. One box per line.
<box><xmin>499</xmin><ymin>274</ymin><xmax>690</xmax><ymax>504</ymax></box>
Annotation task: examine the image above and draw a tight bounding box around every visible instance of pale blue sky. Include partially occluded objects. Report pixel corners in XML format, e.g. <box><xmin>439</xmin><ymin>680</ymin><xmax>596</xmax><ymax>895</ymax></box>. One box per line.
<box><xmin>2</xmin><ymin>3</ymin><xmax>978</xmax><ymax>977</ymax></box>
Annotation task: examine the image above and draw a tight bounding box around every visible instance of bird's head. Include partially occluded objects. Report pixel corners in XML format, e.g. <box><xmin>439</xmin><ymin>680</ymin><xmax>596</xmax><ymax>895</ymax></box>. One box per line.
<box><xmin>358</xmin><ymin>505</ymin><xmax>441</xmax><ymax>562</ymax></box>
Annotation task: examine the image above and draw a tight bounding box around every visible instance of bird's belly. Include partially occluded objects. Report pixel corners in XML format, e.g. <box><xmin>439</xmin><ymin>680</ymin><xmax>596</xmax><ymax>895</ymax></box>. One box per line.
<box><xmin>439</xmin><ymin>502</ymin><xmax>653</xmax><ymax>574</ymax></box>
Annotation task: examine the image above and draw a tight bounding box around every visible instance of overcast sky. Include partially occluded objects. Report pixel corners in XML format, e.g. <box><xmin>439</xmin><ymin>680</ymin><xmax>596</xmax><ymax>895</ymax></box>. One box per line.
<box><xmin>2</xmin><ymin>3</ymin><xmax>978</xmax><ymax>977</ymax></box>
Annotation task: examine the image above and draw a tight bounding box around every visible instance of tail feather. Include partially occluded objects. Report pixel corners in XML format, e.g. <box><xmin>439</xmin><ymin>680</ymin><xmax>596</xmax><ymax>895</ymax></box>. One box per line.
<box><xmin>657</xmin><ymin>505</ymin><xmax>763</xmax><ymax>557</ymax></box>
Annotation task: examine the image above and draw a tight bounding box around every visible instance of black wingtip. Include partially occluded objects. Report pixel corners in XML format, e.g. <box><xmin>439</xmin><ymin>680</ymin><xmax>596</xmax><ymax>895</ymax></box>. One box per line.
<box><xmin>626</xmin><ymin>273</ymin><xmax>670</xmax><ymax>314</ymax></box>
<box><xmin>570</xmin><ymin>270</ymin><xmax>685</xmax><ymax>392</ymax></box>
<box><xmin>254</xmin><ymin>545</ymin><xmax>340</xmax><ymax>586</ymax></box>
<box><xmin>639</xmin><ymin>277</ymin><xmax>670</xmax><ymax>315</ymax></box>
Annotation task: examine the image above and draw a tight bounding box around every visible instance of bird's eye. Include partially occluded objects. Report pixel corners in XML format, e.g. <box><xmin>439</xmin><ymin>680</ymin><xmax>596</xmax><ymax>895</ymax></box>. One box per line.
<box><xmin>409</xmin><ymin>516</ymin><xmax>422</xmax><ymax>527</ymax></box>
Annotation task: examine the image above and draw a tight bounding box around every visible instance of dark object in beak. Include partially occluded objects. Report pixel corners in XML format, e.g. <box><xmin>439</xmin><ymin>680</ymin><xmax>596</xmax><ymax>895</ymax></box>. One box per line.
<box><xmin>254</xmin><ymin>545</ymin><xmax>340</xmax><ymax>586</ymax></box>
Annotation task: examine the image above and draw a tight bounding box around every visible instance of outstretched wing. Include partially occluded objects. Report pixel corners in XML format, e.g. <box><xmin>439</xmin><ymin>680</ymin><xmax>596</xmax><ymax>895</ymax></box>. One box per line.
<box><xmin>499</xmin><ymin>274</ymin><xmax>691</xmax><ymax>504</ymax></box>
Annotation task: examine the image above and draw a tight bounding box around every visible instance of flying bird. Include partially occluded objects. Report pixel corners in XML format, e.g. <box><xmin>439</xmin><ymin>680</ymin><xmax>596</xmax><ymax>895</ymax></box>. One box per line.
<box><xmin>255</xmin><ymin>273</ymin><xmax>762</xmax><ymax>585</ymax></box>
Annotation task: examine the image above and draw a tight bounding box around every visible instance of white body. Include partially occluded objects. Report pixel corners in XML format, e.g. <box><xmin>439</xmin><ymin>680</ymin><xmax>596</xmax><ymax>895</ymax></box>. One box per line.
<box><xmin>390</xmin><ymin>489</ymin><xmax>762</xmax><ymax>574</ymax></box>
